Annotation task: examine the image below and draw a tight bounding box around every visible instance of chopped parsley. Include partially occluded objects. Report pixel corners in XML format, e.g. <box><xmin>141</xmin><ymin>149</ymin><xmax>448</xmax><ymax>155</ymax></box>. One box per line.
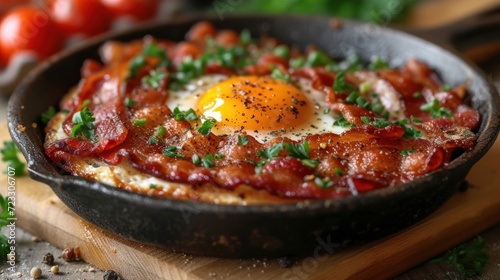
<box><xmin>128</xmin><ymin>42</ymin><xmax>171</xmax><ymax>79</ymax></box>
<box><xmin>333</xmin><ymin>71</ymin><xmax>352</xmax><ymax>93</ymax></box>
<box><xmin>125</xmin><ymin>98</ymin><xmax>136</xmax><ymax>109</ymax></box>
<box><xmin>255</xmin><ymin>143</ymin><xmax>285</xmax><ymax>174</ymax></box>
<box><xmin>201</xmin><ymin>154</ymin><xmax>215</xmax><ymax>168</ymax></box>
<box><xmin>163</xmin><ymin>146</ymin><xmax>184</xmax><ymax>159</ymax></box>
<box><xmin>71</xmin><ymin>104</ymin><xmax>97</xmax><ymax>142</ymax></box>
<box><xmin>290</xmin><ymin>56</ymin><xmax>306</xmax><ymax>69</ymax></box>
<box><xmin>215</xmin><ymin>153</ymin><xmax>225</xmax><ymax>160</ymax></box>
<box><xmin>273</xmin><ymin>45</ymin><xmax>290</xmax><ymax>59</ymax></box>
<box><xmin>41</xmin><ymin>106</ymin><xmax>56</xmax><ymax>125</ymax></box>
<box><xmin>410</xmin><ymin>116</ymin><xmax>422</xmax><ymax>123</ymax></box>
<box><xmin>420</xmin><ymin>99</ymin><xmax>454</xmax><ymax>118</ymax></box>
<box><xmin>192</xmin><ymin>154</ymin><xmax>201</xmax><ymax>165</ymax></box>
<box><xmin>197</xmin><ymin>119</ymin><xmax>216</xmax><ymax>135</ymax></box>
<box><xmin>368</xmin><ymin>56</ymin><xmax>389</xmax><ymax>70</ymax></box>
<box><xmin>441</xmin><ymin>84</ymin><xmax>452</xmax><ymax>91</ymax></box>
<box><xmin>431</xmin><ymin>236</ymin><xmax>489</xmax><ymax>278</ymax></box>
<box><xmin>400</xmin><ymin>124</ymin><xmax>423</xmax><ymax>139</ymax></box>
<box><xmin>258</xmin><ymin>143</ymin><xmax>284</xmax><ymax>160</ymax></box>
<box><xmin>334</xmin><ymin>168</ymin><xmax>343</xmax><ymax>176</ymax></box>
<box><xmin>360</xmin><ymin>116</ymin><xmax>371</xmax><ymax>124</ymax></box>
<box><xmin>372</xmin><ymin>118</ymin><xmax>392</xmax><ymax>128</ymax></box>
<box><xmin>142</xmin><ymin>68</ymin><xmax>167</xmax><ymax>90</ymax></box>
<box><xmin>333</xmin><ymin>116</ymin><xmax>353</xmax><ymax>128</ymax></box>
<box><xmin>315</xmin><ymin>177</ymin><xmax>333</xmax><ymax>188</ymax></box>
<box><xmin>1</xmin><ymin>141</ymin><xmax>26</xmax><ymax>177</ymax></box>
<box><xmin>271</xmin><ymin>67</ymin><xmax>291</xmax><ymax>83</ymax></box>
<box><xmin>284</xmin><ymin>141</ymin><xmax>320</xmax><ymax>168</ymax></box>
<box><xmin>147</xmin><ymin>136</ymin><xmax>159</xmax><ymax>145</ymax></box>
<box><xmin>356</xmin><ymin>96</ymin><xmax>370</xmax><ymax>108</ymax></box>
<box><xmin>134</xmin><ymin>118</ymin><xmax>147</xmax><ymax>127</ymax></box>
<box><xmin>237</xmin><ymin>135</ymin><xmax>249</xmax><ymax>146</ymax></box>
<box><xmin>306</xmin><ymin>50</ymin><xmax>334</xmax><ymax>67</ymax></box>
<box><xmin>413</xmin><ymin>92</ymin><xmax>422</xmax><ymax>98</ymax></box>
<box><xmin>323</xmin><ymin>108</ymin><xmax>331</xmax><ymax>114</ymax></box>
<box><xmin>239</xmin><ymin>29</ymin><xmax>253</xmax><ymax>44</ymax></box>
<box><xmin>149</xmin><ymin>184</ymin><xmax>158</xmax><ymax>189</ymax></box>
<box><xmin>155</xmin><ymin>126</ymin><xmax>166</xmax><ymax>138</ymax></box>
<box><xmin>173</xmin><ymin>107</ymin><xmax>198</xmax><ymax>121</ymax></box>
<box><xmin>400</xmin><ymin>149</ymin><xmax>415</xmax><ymax>156</ymax></box>
<box><xmin>359</xmin><ymin>82</ymin><xmax>371</xmax><ymax>93</ymax></box>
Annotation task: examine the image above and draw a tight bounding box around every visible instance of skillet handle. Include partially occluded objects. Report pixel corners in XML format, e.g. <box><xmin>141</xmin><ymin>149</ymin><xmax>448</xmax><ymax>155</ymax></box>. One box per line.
<box><xmin>405</xmin><ymin>6</ymin><xmax>500</xmax><ymax>65</ymax></box>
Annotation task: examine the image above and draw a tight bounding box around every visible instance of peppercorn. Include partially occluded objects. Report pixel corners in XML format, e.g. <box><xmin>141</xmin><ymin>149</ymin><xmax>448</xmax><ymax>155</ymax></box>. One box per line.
<box><xmin>30</xmin><ymin>267</ymin><xmax>42</xmax><ymax>279</ymax></box>
<box><xmin>50</xmin><ymin>265</ymin><xmax>59</xmax><ymax>274</ymax></box>
<box><xmin>103</xmin><ymin>270</ymin><xmax>122</xmax><ymax>280</ymax></box>
<box><xmin>42</xmin><ymin>252</ymin><xmax>54</xmax><ymax>265</ymax></box>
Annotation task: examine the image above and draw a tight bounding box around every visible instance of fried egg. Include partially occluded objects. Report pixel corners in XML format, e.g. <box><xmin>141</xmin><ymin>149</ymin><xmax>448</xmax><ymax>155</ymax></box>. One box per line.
<box><xmin>167</xmin><ymin>75</ymin><xmax>349</xmax><ymax>143</ymax></box>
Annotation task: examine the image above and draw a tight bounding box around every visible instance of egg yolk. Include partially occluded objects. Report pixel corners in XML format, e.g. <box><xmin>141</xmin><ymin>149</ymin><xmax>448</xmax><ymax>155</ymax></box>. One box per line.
<box><xmin>197</xmin><ymin>76</ymin><xmax>313</xmax><ymax>132</ymax></box>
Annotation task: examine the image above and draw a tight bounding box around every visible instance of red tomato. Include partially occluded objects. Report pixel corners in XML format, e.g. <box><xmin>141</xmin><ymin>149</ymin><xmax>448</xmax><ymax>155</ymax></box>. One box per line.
<box><xmin>0</xmin><ymin>6</ymin><xmax>65</xmax><ymax>66</ymax></box>
<box><xmin>46</xmin><ymin>0</ymin><xmax>112</xmax><ymax>37</ymax></box>
<box><xmin>100</xmin><ymin>0</ymin><xmax>160</xmax><ymax>21</ymax></box>
<box><xmin>0</xmin><ymin>0</ymin><xmax>30</xmax><ymax>14</ymax></box>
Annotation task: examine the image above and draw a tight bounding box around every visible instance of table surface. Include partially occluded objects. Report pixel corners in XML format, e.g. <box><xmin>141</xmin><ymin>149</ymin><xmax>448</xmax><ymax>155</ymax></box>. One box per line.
<box><xmin>1</xmin><ymin>0</ymin><xmax>500</xmax><ymax>279</ymax></box>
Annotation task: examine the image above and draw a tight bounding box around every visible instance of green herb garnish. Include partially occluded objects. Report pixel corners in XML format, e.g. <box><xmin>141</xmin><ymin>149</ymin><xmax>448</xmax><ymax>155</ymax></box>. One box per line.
<box><xmin>192</xmin><ymin>154</ymin><xmax>201</xmax><ymax>165</ymax></box>
<box><xmin>173</xmin><ymin>107</ymin><xmax>198</xmax><ymax>121</ymax></box>
<box><xmin>271</xmin><ymin>67</ymin><xmax>291</xmax><ymax>83</ymax></box>
<box><xmin>163</xmin><ymin>146</ymin><xmax>184</xmax><ymax>159</ymax></box>
<box><xmin>334</xmin><ymin>168</ymin><xmax>343</xmax><ymax>176</ymax></box>
<box><xmin>41</xmin><ymin>106</ymin><xmax>56</xmax><ymax>125</ymax></box>
<box><xmin>240</xmin><ymin>29</ymin><xmax>253</xmax><ymax>44</ymax></box>
<box><xmin>273</xmin><ymin>45</ymin><xmax>290</xmax><ymax>59</ymax></box>
<box><xmin>431</xmin><ymin>236</ymin><xmax>489</xmax><ymax>278</ymax></box>
<box><xmin>315</xmin><ymin>177</ymin><xmax>333</xmax><ymax>188</ymax></box>
<box><xmin>284</xmin><ymin>141</ymin><xmax>319</xmax><ymax>168</ymax></box>
<box><xmin>441</xmin><ymin>84</ymin><xmax>452</xmax><ymax>91</ymax></box>
<box><xmin>125</xmin><ymin>98</ymin><xmax>136</xmax><ymax>108</ymax></box>
<box><xmin>134</xmin><ymin>118</ymin><xmax>147</xmax><ymax>127</ymax></box>
<box><xmin>142</xmin><ymin>69</ymin><xmax>167</xmax><ymax>90</ymax></box>
<box><xmin>290</xmin><ymin>57</ymin><xmax>306</xmax><ymax>69</ymax></box>
<box><xmin>368</xmin><ymin>56</ymin><xmax>389</xmax><ymax>70</ymax></box>
<box><xmin>306</xmin><ymin>50</ymin><xmax>333</xmax><ymax>67</ymax></box>
<box><xmin>333</xmin><ymin>71</ymin><xmax>352</xmax><ymax>93</ymax></box>
<box><xmin>255</xmin><ymin>143</ymin><xmax>285</xmax><ymax>174</ymax></box>
<box><xmin>400</xmin><ymin>149</ymin><xmax>415</xmax><ymax>156</ymax></box>
<box><xmin>420</xmin><ymin>99</ymin><xmax>454</xmax><ymax>118</ymax></box>
<box><xmin>71</xmin><ymin>105</ymin><xmax>97</xmax><ymax>142</ymax></box>
<box><xmin>360</xmin><ymin>116</ymin><xmax>371</xmax><ymax>124</ymax></box>
<box><xmin>238</xmin><ymin>135</ymin><xmax>249</xmax><ymax>146</ymax></box>
<box><xmin>1</xmin><ymin>141</ymin><xmax>26</xmax><ymax>177</ymax></box>
<box><xmin>197</xmin><ymin>119</ymin><xmax>216</xmax><ymax>135</ymax></box>
<box><xmin>201</xmin><ymin>154</ymin><xmax>215</xmax><ymax>168</ymax></box>
<box><xmin>333</xmin><ymin>116</ymin><xmax>352</xmax><ymax>128</ymax></box>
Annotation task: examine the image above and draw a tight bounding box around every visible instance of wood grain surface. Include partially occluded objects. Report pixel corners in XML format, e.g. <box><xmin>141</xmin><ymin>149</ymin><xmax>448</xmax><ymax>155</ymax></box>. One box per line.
<box><xmin>1</xmin><ymin>115</ymin><xmax>499</xmax><ymax>280</ymax></box>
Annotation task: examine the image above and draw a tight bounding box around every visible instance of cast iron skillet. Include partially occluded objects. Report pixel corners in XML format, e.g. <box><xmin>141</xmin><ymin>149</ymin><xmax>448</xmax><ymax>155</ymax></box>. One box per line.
<box><xmin>7</xmin><ymin>14</ymin><xmax>500</xmax><ymax>258</ymax></box>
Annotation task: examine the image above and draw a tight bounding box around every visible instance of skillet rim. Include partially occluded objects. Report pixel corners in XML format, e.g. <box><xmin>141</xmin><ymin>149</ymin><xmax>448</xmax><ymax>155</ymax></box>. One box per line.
<box><xmin>7</xmin><ymin>13</ymin><xmax>500</xmax><ymax>215</ymax></box>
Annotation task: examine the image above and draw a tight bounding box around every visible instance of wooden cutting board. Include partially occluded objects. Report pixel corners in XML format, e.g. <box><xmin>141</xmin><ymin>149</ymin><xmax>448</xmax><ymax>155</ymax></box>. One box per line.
<box><xmin>1</xmin><ymin>119</ymin><xmax>500</xmax><ymax>280</ymax></box>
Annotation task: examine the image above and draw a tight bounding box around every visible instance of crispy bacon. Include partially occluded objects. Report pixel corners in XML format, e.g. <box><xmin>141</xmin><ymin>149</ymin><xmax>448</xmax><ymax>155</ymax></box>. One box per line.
<box><xmin>44</xmin><ymin>22</ymin><xmax>480</xmax><ymax>200</ymax></box>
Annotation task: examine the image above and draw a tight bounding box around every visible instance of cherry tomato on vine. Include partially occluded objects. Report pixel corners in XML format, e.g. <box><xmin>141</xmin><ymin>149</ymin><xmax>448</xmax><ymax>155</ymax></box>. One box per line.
<box><xmin>46</xmin><ymin>0</ymin><xmax>112</xmax><ymax>37</ymax></box>
<box><xmin>100</xmin><ymin>0</ymin><xmax>160</xmax><ymax>21</ymax></box>
<box><xmin>0</xmin><ymin>6</ymin><xmax>65</xmax><ymax>66</ymax></box>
